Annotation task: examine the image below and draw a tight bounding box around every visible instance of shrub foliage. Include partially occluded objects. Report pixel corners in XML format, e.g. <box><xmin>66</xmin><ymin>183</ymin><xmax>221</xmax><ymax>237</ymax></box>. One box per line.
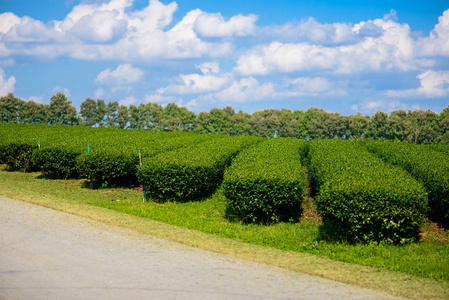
<box><xmin>365</xmin><ymin>141</ymin><xmax>449</xmax><ymax>226</ymax></box>
<box><xmin>138</xmin><ymin>136</ymin><xmax>262</xmax><ymax>201</ymax></box>
<box><xmin>223</xmin><ymin>138</ymin><xmax>306</xmax><ymax>224</ymax></box>
<box><xmin>309</xmin><ymin>140</ymin><xmax>428</xmax><ymax>244</ymax></box>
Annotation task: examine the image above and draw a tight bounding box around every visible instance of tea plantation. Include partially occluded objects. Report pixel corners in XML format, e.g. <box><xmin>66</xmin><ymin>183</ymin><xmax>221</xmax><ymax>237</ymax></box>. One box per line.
<box><xmin>1</xmin><ymin>123</ymin><xmax>448</xmax><ymax>243</ymax></box>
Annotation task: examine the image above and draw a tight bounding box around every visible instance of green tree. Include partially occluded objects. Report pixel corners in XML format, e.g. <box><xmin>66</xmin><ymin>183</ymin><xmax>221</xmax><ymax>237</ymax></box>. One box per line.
<box><xmin>162</xmin><ymin>103</ymin><xmax>196</xmax><ymax>131</ymax></box>
<box><xmin>116</xmin><ymin>105</ymin><xmax>129</xmax><ymax>129</ymax></box>
<box><xmin>80</xmin><ymin>98</ymin><xmax>96</xmax><ymax>126</ymax></box>
<box><xmin>47</xmin><ymin>93</ymin><xmax>78</xmax><ymax>125</ymax></box>
<box><xmin>105</xmin><ymin>101</ymin><xmax>119</xmax><ymax>128</ymax></box>
<box><xmin>0</xmin><ymin>93</ymin><xmax>23</xmax><ymax>123</ymax></box>
<box><xmin>438</xmin><ymin>105</ymin><xmax>449</xmax><ymax>144</ymax></box>
<box><xmin>18</xmin><ymin>100</ymin><xmax>47</xmax><ymax>124</ymax></box>
<box><xmin>366</xmin><ymin>111</ymin><xmax>388</xmax><ymax>140</ymax></box>
<box><xmin>348</xmin><ymin>113</ymin><xmax>369</xmax><ymax>139</ymax></box>
<box><xmin>95</xmin><ymin>99</ymin><xmax>107</xmax><ymax>127</ymax></box>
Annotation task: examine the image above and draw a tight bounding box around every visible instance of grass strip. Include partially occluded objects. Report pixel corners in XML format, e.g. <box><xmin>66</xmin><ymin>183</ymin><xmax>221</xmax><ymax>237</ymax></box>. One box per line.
<box><xmin>0</xmin><ymin>167</ymin><xmax>448</xmax><ymax>299</ymax></box>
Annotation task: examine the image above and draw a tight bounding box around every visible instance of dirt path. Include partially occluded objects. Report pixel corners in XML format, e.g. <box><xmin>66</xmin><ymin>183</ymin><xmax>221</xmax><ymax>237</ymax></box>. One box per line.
<box><xmin>0</xmin><ymin>196</ymin><xmax>399</xmax><ymax>300</ymax></box>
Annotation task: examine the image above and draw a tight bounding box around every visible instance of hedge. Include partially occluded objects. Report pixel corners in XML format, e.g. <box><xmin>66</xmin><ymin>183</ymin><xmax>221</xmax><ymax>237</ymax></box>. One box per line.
<box><xmin>309</xmin><ymin>140</ymin><xmax>428</xmax><ymax>244</ymax></box>
<box><xmin>223</xmin><ymin>138</ymin><xmax>306</xmax><ymax>224</ymax></box>
<box><xmin>365</xmin><ymin>141</ymin><xmax>449</xmax><ymax>226</ymax></box>
<box><xmin>77</xmin><ymin>132</ymin><xmax>218</xmax><ymax>188</ymax></box>
<box><xmin>138</xmin><ymin>135</ymin><xmax>262</xmax><ymax>201</ymax></box>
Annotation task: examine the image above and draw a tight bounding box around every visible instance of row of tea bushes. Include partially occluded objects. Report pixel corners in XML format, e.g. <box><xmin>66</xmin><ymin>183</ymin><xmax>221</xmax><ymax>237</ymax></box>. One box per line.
<box><xmin>77</xmin><ymin>133</ymin><xmax>218</xmax><ymax>187</ymax></box>
<box><xmin>365</xmin><ymin>141</ymin><xmax>449</xmax><ymax>226</ymax></box>
<box><xmin>0</xmin><ymin>124</ymin><xmax>215</xmax><ymax>187</ymax></box>
<box><xmin>223</xmin><ymin>138</ymin><xmax>306</xmax><ymax>224</ymax></box>
<box><xmin>137</xmin><ymin>135</ymin><xmax>262</xmax><ymax>201</ymax></box>
<box><xmin>308</xmin><ymin>140</ymin><xmax>428</xmax><ymax>244</ymax></box>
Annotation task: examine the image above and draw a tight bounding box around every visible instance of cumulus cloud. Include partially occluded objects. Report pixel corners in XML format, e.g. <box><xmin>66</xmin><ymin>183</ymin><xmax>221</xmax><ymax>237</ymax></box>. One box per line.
<box><xmin>385</xmin><ymin>70</ymin><xmax>449</xmax><ymax>98</ymax></box>
<box><xmin>158</xmin><ymin>63</ymin><xmax>230</xmax><ymax>95</ymax></box>
<box><xmin>351</xmin><ymin>99</ymin><xmax>409</xmax><ymax>113</ymax></box>
<box><xmin>119</xmin><ymin>95</ymin><xmax>139</xmax><ymax>106</ymax></box>
<box><xmin>196</xmin><ymin>62</ymin><xmax>220</xmax><ymax>74</ymax></box>
<box><xmin>159</xmin><ymin>73</ymin><xmax>231</xmax><ymax>95</ymax></box>
<box><xmin>286</xmin><ymin>77</ymin><xmax>348</xmax><ymax>97</ymax></box>
<box><xmin>68</xmin><ymin>10</ymin><xmax>127</xmax><ymax>43</ymax></box>
<box><xmin>0</xmin><ymin>12</ymin><xmax>21</xmax><ymax>34</ymax></box>
<box><xmin>0</xmin><ymin>0</ymin><xmax>233</xmax><ymax>60</ymax></box>
<box><xmin>0</xmin><ymin>68</ymin><xmax>16</xmax><ymax>96</ymax></box>
<box><xmin>29</xmin><ymin>96</ymin><xmax>43</xmax><ymax>103</ymax></box>
<box><xmin>95</xmin><ymin>64</ymin><xmax>143</xmax><ymax>85</ymax></box>
<box><xmin>418</xmin><ymin>9</ymin><xmax>449</xmax><ymax>56</ymax></box>
<box><xmin>235</xmin><ymin>16</ymin><xmax>424</xmax><ymax>75</ymax></box>
<box><xmin>211</xmin><ymin>77</ymin><xmax>276</xmax><ymax>103</ymax></box>
<box><xmin>194</xmin><ymin>13</ymin><xmax>257</xmax><ymax>37</ymax></box>
<box><xmin>52</xmin><ymin>86</ymin><xmax>71</xmax><ymax>96</ymax></box>
<box><xmin>262</xmin><ymin>18</ymin><xmax>354</xmax><ymax>45</ymax></box>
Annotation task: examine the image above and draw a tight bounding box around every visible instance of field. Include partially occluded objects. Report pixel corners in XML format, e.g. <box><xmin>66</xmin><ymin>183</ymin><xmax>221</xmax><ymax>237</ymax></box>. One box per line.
<box><xmin>1</xmin><ymin>123</ymin><xmax>448</xmax><ymax>299</ymax></box>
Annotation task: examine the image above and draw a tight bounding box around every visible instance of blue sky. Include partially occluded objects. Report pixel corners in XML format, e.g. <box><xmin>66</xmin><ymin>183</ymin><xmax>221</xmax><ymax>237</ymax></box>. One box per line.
<box><xmin>1</xmin><ymin>0</ymin><xmax>448</xmax><ymax>115</ymax></box>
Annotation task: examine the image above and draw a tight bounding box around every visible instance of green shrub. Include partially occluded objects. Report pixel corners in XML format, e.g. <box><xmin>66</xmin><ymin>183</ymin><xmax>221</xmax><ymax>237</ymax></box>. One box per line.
<box><xmin>76</xmin><ymin>133</ymin><xmax>217</xmax><ymax>188</ymax></box>
<box><xmin>32</xmin><ymin>147</ymin><xmax>81</xmax><ymax>179</ymax></box>
<box><xmin>138</xmin><ymin>136</ymin><xmax>262</xmax><ymax>201</ymax></box>
<box><xmin>309</xmin><ymin>140</ymin><xmax>428</xmax><ymax>244</ymax></box>
<box><xmin>365</xmin><ymin>141</ymin><xmax>449</xmax><ymax>226</ymax></box>
<box><xmin>2</xmin><ymin>142</ymin><xmax>37</xmax><ymax>172</ymax></box>
<box><xmin>223</xmin><ymin>138</ymin><xmax>306</xmax><ymax>224</ymax></box>
<box><xmin>77</xmin><ymin>150</ymin><xmax>139</xmax><ymax>188</ymax></box>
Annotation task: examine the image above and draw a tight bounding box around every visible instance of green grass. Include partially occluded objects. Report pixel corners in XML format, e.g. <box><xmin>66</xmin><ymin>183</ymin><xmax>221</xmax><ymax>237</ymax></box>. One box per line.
<box><xmin>92</xmin><ymin>188</ymin><xmax>449</xmax><ymax>282</ymax></box>
<box><xmin>1</xmin><ymin>166</ymin><xmax>448</xmax><ymax>299</ymax></box>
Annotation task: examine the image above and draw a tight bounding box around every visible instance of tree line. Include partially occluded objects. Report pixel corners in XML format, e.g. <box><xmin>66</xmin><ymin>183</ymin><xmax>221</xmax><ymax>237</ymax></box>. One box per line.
<box><xmin>1</xmin><ymin>92</ymin><xmax>448</xmax><ymax>144</ymax></box>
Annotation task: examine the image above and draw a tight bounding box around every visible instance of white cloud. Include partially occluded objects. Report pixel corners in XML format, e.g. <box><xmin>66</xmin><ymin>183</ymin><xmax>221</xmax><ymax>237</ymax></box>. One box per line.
<box><xmin>0</xmin><ymin>0</ymin><xmax>232</xmax><ymax>60</ymax></box>
<box><xmin>194</xmin><ymin>13</ymin><xmax>257</xmax><ymax>37</ymax></box>
<box><xmin>418</xmin><ymin>9</ymin><xmax>449</xmax><ymax>56</ymax></box>
<box><xmin>119</xmin><ymin>95</ymin><xmax>138</xmax><ymax>106</ymax></box>
<box><xmin>0</xmin><ymin>68</ymin><xmax>16</xmax><ymax>96</ymax></box>
<box><xmin>386</xmin><ymin>70</ymin><xmax>449</xmax><ymax>98</ymax></box>
<box><xmin>262</xmin><ymin>18</ymin><xmax>354</xmax><ymax>45</ymax></box>
<box><xmin>211</xmin><ymin>77</ymin><xmax>276</xmax><ymax>103</ymax></box>
<box><xmin>159</xmin><ymin>73</ymin><xmax>231</xmax><ymax>95</ymax></box>
<box><xmin>95</xmin><ymin>64</ymin><xmax>143</xmax><ymax>85</ymax></box>
<box><xmin>196</xmin><ymin>62</ymin><xmax>220</xmax><ymax>75</ymax></box>
<box><xmin>68</xmin><ymin>10</ymin><xmax>127</xmax><ymax>43</ymax></box>
<box><xmin>52</xmin><ymin>86</ymin><xmax>71</xmax><ymax>96</ymax></box>
<box><xmin>95</xmin><ymin>87</ymin><xmax>105</xmax><ymax>98</ymax></box>
<box><xmin>129</xmin><ymin>0</ymin><xmax>177</xmax><ymax>31</ymax></box>
<box><xmin>145</xmin><ymin>94</ymin><xmax>180</xmax><ymax>104</ymax></box>
<box><xmin>352</xmin><ymin>99</ymin><xmax>408</xmax><ymax>113</ymax></box>
<box><xmin>157</xmin><ymin>63</ymin><xmax>231</xmax><ymax>95</ymax></box>
<box><xmin>29</xmin><ymin>96</ymin><xmax>43</xmax><ymax>103</ymax></box>
<box><xmin>286</xmin><ymin>77</ymin><xmax>348</xmax><ymax>97</ymax></box>
<box><xmin>235</xmin><ymin>17</ymin><xmax>427</xmax><ymax>75</ymax></box>
<box><xmin>0</xmin><ymin>12</ymin><xmax>21</xmax><ymax>34</ymax></box>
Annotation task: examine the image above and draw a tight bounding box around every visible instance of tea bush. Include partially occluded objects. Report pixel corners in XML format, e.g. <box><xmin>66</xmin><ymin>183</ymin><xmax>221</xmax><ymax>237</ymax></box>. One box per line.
<box><xmin>138</xmin><ymin>136</ymin><xmax>262</xmax><ymax>201</ymax></box>
<box><xmin>223</xmin><ymin>138</ymin><xmax>306</xmax><ymax>224</ymax></box>
<box><xmin>309</xmin><ymin>140</ymin><xmax>428</xmax><ymax>244</ymax></box>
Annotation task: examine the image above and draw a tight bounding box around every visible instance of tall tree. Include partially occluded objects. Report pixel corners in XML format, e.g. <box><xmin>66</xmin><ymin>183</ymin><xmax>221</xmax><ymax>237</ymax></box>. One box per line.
<box><xmin>162</xmin><ymin>103</ymin><xmax>196</xmax><ymax>131</ymax></box>
<box><xmin>348</xmin><ymin>113</ymin><xmax>370</xmax><ymax>139</ymax></box>
<box><xmin>105</xmin><ymin>101</ymin><xmax>119</xmax><ymax>128</ymax></box>
<box><xmin>438</xmin><ymin>105</ymin><xmax>449</xmax><ymax>144</ymax></box>
<box><xmin>47</xmin><ymin>93</ymin><xmax>78</xmax><ymax>125</ymax></box>
<box><xmin>18</xmin><ymin>100</ymin><xmax>47</xmax><ymax>124</ymax></box>
<box><xmin>116</xmin><ymin>105</ymin><xmax>129</xmax><ymax>129</ymax></box>
<box><xmin>0</xmin><ymin>93</ymin><xmax>23</xmax><ymax>123</ymax></box>
<box><xmin>366</xmin><ymin>111</ymin><xmax>388</xmax><ymax>140</ymax></box>
<box><xmin>79</xmin><ymin>98</ymin><xmax>96</xmax><ymax>126</ymax></box>
<box><xmin>95</xmin><ymin>99</ymin><xmax>107</xmax><ymax>127</ymax></box>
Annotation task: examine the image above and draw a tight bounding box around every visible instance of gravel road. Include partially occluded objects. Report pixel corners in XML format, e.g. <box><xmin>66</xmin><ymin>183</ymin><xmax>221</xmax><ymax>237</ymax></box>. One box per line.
<box><xmin>0</xmin><ymin>196</ymin><xmax>399</xmax><ymax>300</ymax></box>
